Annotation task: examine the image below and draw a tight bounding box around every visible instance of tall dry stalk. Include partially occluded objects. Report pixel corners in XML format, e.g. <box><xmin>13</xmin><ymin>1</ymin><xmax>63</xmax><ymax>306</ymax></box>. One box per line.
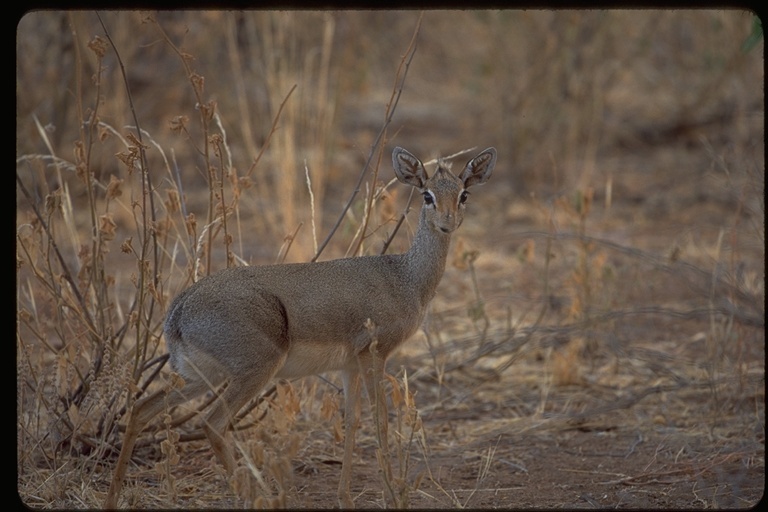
<box><xmin>228</xmin><ymin>11</ymin><xmax>340</xmax><ymax>262</ymax></box>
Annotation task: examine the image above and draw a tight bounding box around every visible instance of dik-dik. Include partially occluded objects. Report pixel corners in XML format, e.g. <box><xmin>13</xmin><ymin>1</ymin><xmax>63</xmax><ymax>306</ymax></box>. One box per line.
<box><xmin>104</xmin><ymin>146</ymin><xmax>496</xmax><ymax>508</ymax></box>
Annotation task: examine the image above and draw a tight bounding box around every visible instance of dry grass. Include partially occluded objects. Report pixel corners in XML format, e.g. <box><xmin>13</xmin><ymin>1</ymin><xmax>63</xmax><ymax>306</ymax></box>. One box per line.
<box><xmin>17</xmin><ymin>9</ymin><xmax>763</xmax><ymax>509</ymax></box>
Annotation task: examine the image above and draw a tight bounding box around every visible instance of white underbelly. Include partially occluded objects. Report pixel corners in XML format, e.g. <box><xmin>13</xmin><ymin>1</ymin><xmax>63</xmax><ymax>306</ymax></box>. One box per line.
<box><xmin>276</xmin><ymin>341</ymin><xmax>354</xmax><ymax>379</ymax></box>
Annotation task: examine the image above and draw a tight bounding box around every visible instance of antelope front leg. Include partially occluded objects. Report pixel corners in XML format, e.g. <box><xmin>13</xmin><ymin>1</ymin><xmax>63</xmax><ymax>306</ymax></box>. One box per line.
<box><xmin>358</xmin><ymin>349</ymin><xmax>396</xmax><ymax>508</ymax></box>
<box><xmin>338</xmin><ymin>369</ymin><xmax>361</xmax><ymax>508</ymax></box>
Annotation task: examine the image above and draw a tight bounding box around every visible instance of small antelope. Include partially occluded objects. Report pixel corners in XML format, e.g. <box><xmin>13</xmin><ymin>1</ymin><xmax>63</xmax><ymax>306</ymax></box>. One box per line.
<box><xmin>104</xmin><ymin>146</ymin><xmax>496</xmax><ymax>508</ymax></box>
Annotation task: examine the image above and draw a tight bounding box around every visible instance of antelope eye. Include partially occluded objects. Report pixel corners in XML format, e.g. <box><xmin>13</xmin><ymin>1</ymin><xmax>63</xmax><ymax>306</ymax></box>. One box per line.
<box><xmin>423</xmin><ymin>191</ymin><xmax>435</xmax><ymax>205</ymax></box>
<box><xmin>459</xmin><ymin>190</ymin><xmax>469</xmax><ymax>204</ymax></box>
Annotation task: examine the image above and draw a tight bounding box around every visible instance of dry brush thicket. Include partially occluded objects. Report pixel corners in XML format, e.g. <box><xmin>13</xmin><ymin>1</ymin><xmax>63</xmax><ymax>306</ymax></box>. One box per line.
<box><xmin>17</xmin><ymin>10</ymin><xmax>763</xmax><ymax>509</ymax></box>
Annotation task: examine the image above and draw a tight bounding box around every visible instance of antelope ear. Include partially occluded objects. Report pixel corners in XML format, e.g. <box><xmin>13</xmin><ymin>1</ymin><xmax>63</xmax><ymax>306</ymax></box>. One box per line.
<box><xmin>392</xmin><ymin>147</ymin><xmax>428</xmax><ymax>188</ymax></box>
<box><xmin>459</xmin><ymin>148</ymin><xmax>496</xmax><ymax>188</ymax></box>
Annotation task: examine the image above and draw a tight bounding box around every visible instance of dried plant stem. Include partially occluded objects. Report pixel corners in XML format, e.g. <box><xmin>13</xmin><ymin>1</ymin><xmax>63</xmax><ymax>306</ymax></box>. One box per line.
<box><xmin>152</xmin><ymin>17</ymin><xmax>215</xmax><ymax>275</ymax></box>
<box><xmin>97</xmin><ymin>14</ymin><xmax>160</xmax><ymax>380</ymax></box>
<box><xmin>246</xmin><ymin>84</ymin><xmax>298</xmax><ymax>180</ymax></box>
<box><xmin>304</xmin><ymin>161</ymin><xmax>318</xmax><ymax>255</ymax></box>
<box><xmin>313</xmin><ymin>13</ymin><xmax>422</xmax><ymax>261</ymax></box>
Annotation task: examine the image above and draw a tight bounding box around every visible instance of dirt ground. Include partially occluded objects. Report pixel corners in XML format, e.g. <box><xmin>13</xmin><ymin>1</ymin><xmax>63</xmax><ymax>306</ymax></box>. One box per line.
<box><xmin>107</xmin><ymin>336</ymin><xmax>764</xmax><ymax>510</ymax></box>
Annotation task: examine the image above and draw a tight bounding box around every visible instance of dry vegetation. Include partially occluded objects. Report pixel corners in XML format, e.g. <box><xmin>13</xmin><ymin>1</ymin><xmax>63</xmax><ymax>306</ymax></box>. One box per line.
<box><xmin>16</xmin><ymin>10</ymin><xmax>763</xmax><ymax>509</ymax></box>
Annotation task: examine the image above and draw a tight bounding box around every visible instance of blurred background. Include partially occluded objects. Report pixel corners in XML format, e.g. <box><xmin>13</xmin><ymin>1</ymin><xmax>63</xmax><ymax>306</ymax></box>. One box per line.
<box><xmin>16</xmin><ymin>10</ymin><xmax>764</xmax><ymax>509</ymax></box>
<box><xmin>17</xmin><ymin>11</ymin><xmax>763</xmax><ymax>260</ymax></box>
